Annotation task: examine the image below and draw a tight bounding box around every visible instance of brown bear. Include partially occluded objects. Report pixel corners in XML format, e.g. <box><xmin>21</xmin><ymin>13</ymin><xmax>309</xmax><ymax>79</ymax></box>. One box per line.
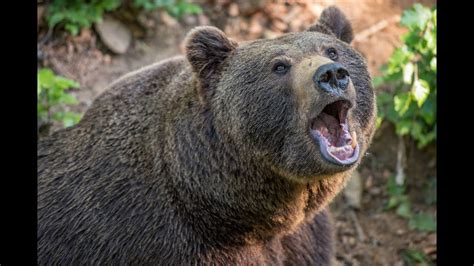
<box><xmin>38</xmin><ymin>6</ymin><xmax>376</xmax><ymax>265</ymax></box>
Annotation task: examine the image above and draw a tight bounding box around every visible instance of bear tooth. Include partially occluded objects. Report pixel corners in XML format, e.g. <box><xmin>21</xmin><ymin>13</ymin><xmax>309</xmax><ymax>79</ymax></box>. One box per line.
<box><xmin>350</xmin><ymin>131</ymin><xmax>357</xmax><ymax>149</ymax></box>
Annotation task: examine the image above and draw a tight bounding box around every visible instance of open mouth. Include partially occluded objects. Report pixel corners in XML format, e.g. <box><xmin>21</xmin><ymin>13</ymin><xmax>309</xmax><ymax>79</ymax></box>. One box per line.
<box><xmin>310</xmin><ymin>100</ymin><xmax>359</xmax><ymax>166</ymax></box>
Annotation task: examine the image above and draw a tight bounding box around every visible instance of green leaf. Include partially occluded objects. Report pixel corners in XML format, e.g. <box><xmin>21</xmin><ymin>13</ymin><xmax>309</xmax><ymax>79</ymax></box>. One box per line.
<box><xmin>420</xmin><ymin>95</ymin><xmax>435</xmax><ymax>125</ymax></box>
<box><xmin>37</xmin><ymin>68</ymin><xmax>82</xmax><ymax>130</ymax></box>
<box><xmin>386</xmin><ymin>196</ymin><xmax>399</xmax><ymax>210</ymax></box>
<box><xmin>38</xmin><ymin>81</ymin><xmax>42</xmax><ymax>96</ymax></box>
<box><xmin>430</xmin><ymin>57</ymin><xmax>437</xmax><ymax>72</ymax></box>
<box><xmin>38</xmin><ymin>68</ymin><xmax>55</xmax><ymax>89</ymax></box>
<box><xmin>394</xmin><ymin>93</ymin><xmax>412</xmax><ymax>116</ymax></box>
<box><xmin>401</xmin><ymin>32</ymin><xmax>419</xmax><ymax>48</ymax></box>
<box><xmin>395</xmin><ymin>119</ymin><xmax>411</xmax><ymax>136</ymax></box>
<box><xmin>424</xmin><ymin>25</ymin><xmax>435</xmax><ymax>51</ymax></box>
<box><xmin>51</xmin><ymin>111</ymin><xmax>65</xmax><ymax>121</ymax></box>
<box><xmin>55</xmin><ymin>76</ymin><xmax>80</xmax><ymax>90</ymax></box>
<box><xmin>63</xmin><ymin>112</ymin><xmax>82</xmax><ymax>127</ymax></box>
<box><xmin>400</xmin><ymin>3</ymin><xmax>432</xmax><ymax>30</ymax></box>
<box><xmin>46</xmin><ymin>0</ymin><xmax>122</xmax><ymax>36</ymax></box>
<box><xmin>60</xmin><ymin>93</ymin><xmax>79</xmax><ymax>105</ymax></box>
<box><xmin>47</xmin><ymin>13</ymin><xmax>65</xmax><ymax>28</ymax></box>
<box><xmin>402</xmin><ymin>249</ymin><xmax>430</xmax><ymax>266</ymax></box>
<box><xmin>410</xmin><ymin>121</ymin><xmax>423</xmax><ymax>140</ymax></box>
<box><xmin>387</xmin><ymin>47</ymin><xmax>411</xmax><ymax>74</ymax></box>
<box><xmin>409</xmin><ymin>212</ymin><xmax>436</xmax><ymax>231</ymax></box>
<box><xmin>65</xmin><ymin>24</ymin><xmax>80</xmax><ymax>36</ymax></box>
<box><xmin>412</xmin><ymin>79</ymin><xmax>430</xmax><ymax>107</ymax></box>
<box><xmin>375</xmin><ymin>116</ymin><xmax>383</xmax><ymax>129</ymax></box>
<box><xmin>424</xmin><ymin>178</ymin><xmax>437</xmax><ymax>205</ymax></box>
<box><xmin>396</xmin><ymin>197</ymin><xmax>412</xmax><ymax>218</ymax></box>
<box><xmin>403</xmin><ymin>62</ymin><xmax>414</xmax><ymax>84</ymax></box>
<box><xmin>372</xmin><ymin>76</ymin><xmax>384</xmax><ymax>87</ymax></box>
<box><xmin>181</xmin><ymin>3</ymin><xmax>202</xmax><ymax>14</ymax></box>
<box><xmin>417</xmin><ymin>129</ymin><xmax>436</xmax><ymax>149</ymax></box>
<box><xmin>376</xmin><ymin>91</ymin><xmax>393</xmax><ymax>108</ymax></box>
<box><xmin>387</xmin><ymin>175</ymin><xmax>405</xmax><ymax>196</ymax></box>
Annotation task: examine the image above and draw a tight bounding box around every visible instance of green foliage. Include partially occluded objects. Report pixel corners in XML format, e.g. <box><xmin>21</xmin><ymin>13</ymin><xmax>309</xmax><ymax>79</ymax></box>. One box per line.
<box><xmin>401</xmin><ymin>249</ymin><xmax>432</xmax><ymax>266</ymax></box>
<box><xmin>47</xmin><ymin>0</ymin><xmax>121</xmax><ymax>35</ymax></box>
<box><xmin>423</xmin><ymin>178</ymin><xmax>437</xmax><ymax>205</ymax></box>
<box><xmin>385</xmin><ymin>175</ymin><xmax>412</xmax><ymax>218</ymax></box>
<box><xmin>385</xmin><ymin>175</ymin><xmax>436</xmax><ymax>232</ymax></box>
<box><xmin>46</xmin><ymin>0</ymin><xmax>202</xmax><ymax>35</ymax></box>
<box><xmin>133</xmin><ymin>0</ymin><xmax>202</xmax><ymax>18</ymax></box>
<box><xmin>376</xmin><ymin>4</ymin><xmax>436</xmax><ymax>149</ymax></box>
<box><xmin>408</xmin><ymin>212</ymin><xmax>436</xmax><ymax>232</ymax></box>
<box><xmin>38</xmin><ymin>69</ymin><xmax>82</xmax><ymax>128</ymax></box>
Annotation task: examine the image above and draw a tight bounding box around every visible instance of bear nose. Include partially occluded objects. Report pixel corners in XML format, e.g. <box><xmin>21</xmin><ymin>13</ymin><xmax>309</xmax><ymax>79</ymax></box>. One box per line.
<box><xmin>313</xmin><ymin>63</ymin><xmax>350</xmax><ymax>94</ymax></box>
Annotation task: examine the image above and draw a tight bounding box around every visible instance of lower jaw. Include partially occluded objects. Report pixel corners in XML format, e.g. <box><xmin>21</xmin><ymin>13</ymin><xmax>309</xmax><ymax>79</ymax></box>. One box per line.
<box><xmin>311</xmin><ymin>131</ymin><xmax>360</xmax><ymax>166</ymax></box>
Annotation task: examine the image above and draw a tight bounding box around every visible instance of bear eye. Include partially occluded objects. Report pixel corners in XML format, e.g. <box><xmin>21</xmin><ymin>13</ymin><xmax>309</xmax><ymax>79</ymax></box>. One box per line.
<box><xmin>273</xmin><ymin>62</ymin><xmax>291</xmax><ymax>75</ymax></box>
<box><xmin>326</xmin><ymin>48</ymin><xmax>338</xmax><ymax>61</ymax></box>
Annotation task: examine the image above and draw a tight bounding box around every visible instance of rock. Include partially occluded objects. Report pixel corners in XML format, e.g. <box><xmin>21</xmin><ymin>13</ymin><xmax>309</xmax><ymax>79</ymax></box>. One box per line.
<box><xmin>394</xmin><ymin>260</ymin><xmax>404</xmax><ymax>266</ymax></box>
<box><xmin>427</xmin><ymin>233</ymin><xmax>437</xmax><ymax>245</ymax></box>
<box><xmin>344</xmin><ymin>170</ymin><xmax>363</xmax><ymax>209</ymax></box>
<box><xmin>72</xmin><ymin>28</ymin><xmax>93</xmax><ymax>45</ymax></box>
<box><xmin>103</xmin><ymin>54</ymin><xmax>111</xmax><ymax>64</ymax></box>
<box><xmin>369</xmin><ymin>187</ymin><xmax>381</xmax><ymax>196</ymax></box>
<box><xmin>183</xmin><ymin>15</ymin><xmax>198</xmax><ymax>26</ymax></box>
<box><xmin>138</xmin><ymin>12</ymin><xmax>156</xmax><ymax>29</ymax></box>
<box><xmin>348</xmin><ymin>237</ymin><xmax>356</xmax><ymax>246</ymax></box>
<box><xmin>197</xmin><ymin>14</ymin><xmax>210</xmax><ymax>26</ymax></box>
<box><xmin>229</xmin><ymin>3</ymin><xmax>239</xmax><ymax>17</ymax></box>
<box><xmin>272</xmin><ymin>19</ymin><xmax>288</xmax><ymax>32</ymax></box>
<box><xmin>263</xmin><ymin>30</ymin><xmax>280</xmax><ymax>39</ymax></box>
<box><xmin>95</xmin><ymin>17</ymin><xmax>132</xmax><ymax>54</ymax></box>
<box><xmin>235</xmin><ymin>0</ymin><xmax>267</xmax><ymax>15</ymax></box>
<box><xmin>160</xmin><ymin>11</ymin><xmax>178</xmax><ymax>27</ymax></box>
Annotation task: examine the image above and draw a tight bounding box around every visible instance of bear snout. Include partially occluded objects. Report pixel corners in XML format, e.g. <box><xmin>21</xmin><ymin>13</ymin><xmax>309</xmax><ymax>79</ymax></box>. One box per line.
<box><xmin>313</xmin><ymin>62</ymin><xmax>350</xmax><ymax>95</ymax></box>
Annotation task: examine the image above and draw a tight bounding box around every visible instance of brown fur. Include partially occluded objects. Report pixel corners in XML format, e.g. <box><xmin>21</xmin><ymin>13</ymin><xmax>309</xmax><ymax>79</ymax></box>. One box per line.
<box><xmin>38</xmin><ymin>6</ymin><xmax>376</xmax><ymax>265</ymax></box>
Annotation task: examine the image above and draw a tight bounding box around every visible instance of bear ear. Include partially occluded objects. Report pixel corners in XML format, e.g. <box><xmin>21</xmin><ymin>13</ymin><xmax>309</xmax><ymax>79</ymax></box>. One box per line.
<box><xmin>185</xmin><ymin>26</ymin><xmax>237</xmax><ymax>87</ymax></box>
<box><xmin>307</xmin><ymin>6</ymin><xmax>353</xmax><ymax>44</ymax></box>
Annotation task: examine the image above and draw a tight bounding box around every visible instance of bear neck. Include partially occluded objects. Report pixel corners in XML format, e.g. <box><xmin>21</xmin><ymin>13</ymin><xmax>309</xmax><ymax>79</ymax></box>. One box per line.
<box><xmin>164</xmin><ymin>101</ymin><xmax>335</xmax><ymax>248</ymax></box>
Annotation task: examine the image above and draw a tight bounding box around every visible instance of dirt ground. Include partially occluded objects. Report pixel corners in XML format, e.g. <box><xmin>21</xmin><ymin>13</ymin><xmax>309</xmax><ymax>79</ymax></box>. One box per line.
<box><xmin>38</xmin><ymin>0</ymin><xmax>437</xmax><ymax>264</ymax></box>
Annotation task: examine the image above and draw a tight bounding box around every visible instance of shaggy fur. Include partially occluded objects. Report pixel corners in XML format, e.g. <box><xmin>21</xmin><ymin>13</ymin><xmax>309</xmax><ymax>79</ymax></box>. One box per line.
<box><xmin>38</xmin><ymin>6</ymin><xmax>376</xmax><ymax>265</ymax></box>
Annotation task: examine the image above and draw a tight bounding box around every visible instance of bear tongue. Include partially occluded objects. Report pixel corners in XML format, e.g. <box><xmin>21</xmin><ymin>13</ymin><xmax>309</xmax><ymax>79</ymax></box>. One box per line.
<box><xmin>312</xmin><ymin>112</ymin><xmax>342</xmax><ymax>144</ymax></box>
<box><xmin>336</xmin><ymin>123</ymin><xmax>352</xmax><ymax>146</ymax></box>
<box><xmin>318</xmin><ymin>112</ymin><xmax>339</xmax><ymax>135</ymax></box>
<box><xmin>311</xmin><ymin>117</ymin><xmax>329</xmax><ymax>138</ymax></box>
<box><xmin>312</xmin><ymin>114</ymin><xmax>354</xmax><ymax>148</ymax></box>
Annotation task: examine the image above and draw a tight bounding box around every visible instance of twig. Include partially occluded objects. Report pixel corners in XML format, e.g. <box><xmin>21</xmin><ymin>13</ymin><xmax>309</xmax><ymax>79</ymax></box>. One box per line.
<box><xmin>349</xmin><ymin>209</ymin><xmax>366</xmax><ymax>242</ymax></box>
<box><xmin>395</xmin><ymin>135</ymin><xmax>406</xmax><ymax>186</ymax></box>
<box><xmin>38</xmin><ymin>26</ymin><xmax>54</xmax><ymax>48</ymax></box>
<box><xmin>354</xmin><ymin>15</ymin><xmax>400</xmax><ymax>42</ymax></box>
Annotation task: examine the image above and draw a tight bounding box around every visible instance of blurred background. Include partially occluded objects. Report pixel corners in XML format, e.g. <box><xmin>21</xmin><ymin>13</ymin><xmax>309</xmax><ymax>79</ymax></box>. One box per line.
<box><xmin>37</xmin><ymin>0</ymin><xmax>437</xmax><ymax>265</ymax></box>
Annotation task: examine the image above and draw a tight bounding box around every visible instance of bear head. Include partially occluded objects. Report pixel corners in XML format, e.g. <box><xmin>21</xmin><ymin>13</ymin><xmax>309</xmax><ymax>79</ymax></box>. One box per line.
<box><xmin>184</xmin><ymin>6</ymin><xmax>376</xmax><ymax>184</ymax></box>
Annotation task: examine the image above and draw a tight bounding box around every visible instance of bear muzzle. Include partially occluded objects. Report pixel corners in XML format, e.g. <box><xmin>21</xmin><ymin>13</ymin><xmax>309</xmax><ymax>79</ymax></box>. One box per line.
<box><xmin>313</xmin><ymin>62</ymin><xmax>350</xmax><ymax>95</ymax></box>
<box><xmin>292</xmin><ymin>55</ymin><xmax>359</xmax><ymax>166</ymax></box>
